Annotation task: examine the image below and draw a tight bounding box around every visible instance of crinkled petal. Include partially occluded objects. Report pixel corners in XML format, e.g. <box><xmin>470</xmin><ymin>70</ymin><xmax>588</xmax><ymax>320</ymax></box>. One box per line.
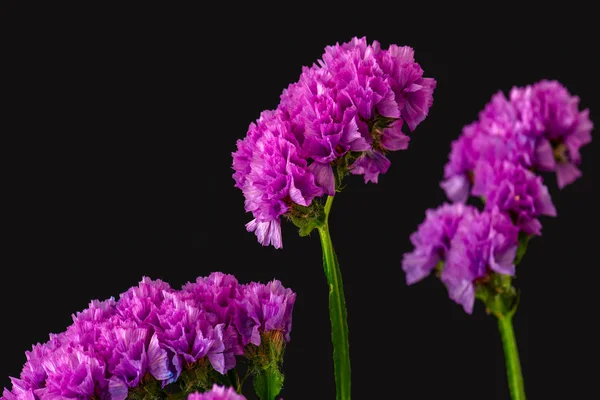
<box><xmin>381</xmin><ymin>120</ymin><xmax>410</xmax><ymax>151</ymax></box>
<box><xmin>440</xmin><ymin>175</ymin><xmax>470</xmax><ymax>203</ymax></box>
<box><xmin>307</xmin><ymin>162</ymin><xmax>335</xmax><ymax>196</ymax></box>
<box><xmin>556</xmin><ymin>162</ymin><xmax>582</xmax><ymax>189</ymax></box>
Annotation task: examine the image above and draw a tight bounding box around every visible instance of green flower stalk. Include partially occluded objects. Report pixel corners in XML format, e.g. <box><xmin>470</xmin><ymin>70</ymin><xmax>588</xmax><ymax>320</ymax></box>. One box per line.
<box><xmin>317</xmin><ymin>197</ymin><xmax>351</xmax><ymax>400</ymax></box>
<box><xmin>232</xmin><ymin>37</ymin><xmax>436</xmax><ymax>400</ymax></box>
<box><xmin>404</xmin><ymin>79</ymin><xmax>592</xmax><ymax>399</ymax></box>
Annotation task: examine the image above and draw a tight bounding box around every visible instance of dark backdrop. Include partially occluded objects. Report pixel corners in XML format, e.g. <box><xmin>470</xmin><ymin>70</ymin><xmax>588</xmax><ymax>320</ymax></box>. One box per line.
<box><xmin>3</xmin><ymin>4</ymin><xmax>598</xmax><ymax>399</ymax></box>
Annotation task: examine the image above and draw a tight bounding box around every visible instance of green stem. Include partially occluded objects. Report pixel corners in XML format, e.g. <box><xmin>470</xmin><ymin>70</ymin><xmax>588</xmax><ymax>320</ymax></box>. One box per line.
<box><xmin>317</xmin><ymin>196</ymin><xmax>351</xmax><ymax>400</ymax></box>
<box><xmin>497</xmin><ymin>314</ymin><xmax>526</xmax><ymax>400</ymax></box>
<box><xmin>227</xmin><ymin>369</ymin><xmax>241</xmax><ymax>393</ymax></box>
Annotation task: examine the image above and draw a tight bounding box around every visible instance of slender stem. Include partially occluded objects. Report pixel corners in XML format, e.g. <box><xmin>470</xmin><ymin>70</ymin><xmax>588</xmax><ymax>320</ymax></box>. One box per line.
<box><xmin>227</xmin><ymin>368</ymin><xmax>241</xmax><ymax>393</ymax></box>
<box><xmin>317</xmin><ymin>195</ymin><xmax>351</xmax><ymax>400</ymax></box>
<box><xmin>497</xmin><ymin>314</ymin><xmax>526</xmax><ymax>400</ymax></box>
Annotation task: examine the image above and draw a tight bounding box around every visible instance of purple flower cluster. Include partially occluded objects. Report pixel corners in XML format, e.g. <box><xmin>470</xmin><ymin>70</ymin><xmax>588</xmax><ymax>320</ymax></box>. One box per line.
<box><xmin>2</xmin><ymin>273</ymin><xmax>295</xmax><ymax>400</ymax></box>
<box><xmin>404</xmin><ymin>80</ymin><xmax>592</xmax><ymax>313</ymax></box>
<box><xmin>233</xmin><ymin>36</ymin><xmax>436</xmax><ymax>248</ymax></box>
<box><xmin>188</xmin><ymin>384</ymin><xmax>246</xmax><ymax>400</ymax></box>
<box><xmin>403</xmin><ymin>203</ymin><xmax>519</xmax><ymax>313</ymax></box>
<box><xmin>441</xmin><ymin>80</ymin><xmax>592</xmax><ymax>202</ymax></box>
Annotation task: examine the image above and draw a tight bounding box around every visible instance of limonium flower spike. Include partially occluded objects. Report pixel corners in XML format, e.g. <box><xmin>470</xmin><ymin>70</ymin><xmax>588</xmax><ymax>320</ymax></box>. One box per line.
<box><xmin>405</xmin><ymin>80</ymin><xmax>592</xmax><ymax>400</ymax></box>
<box><xmin>2</xmin><ymin>274</ymin><xmax>296</xmax><ymax>400</ymax></box>
<box><xmin>441</xmin><ymin>80</ymin><xmax>592</xmax><ymax>202</ymax></box>
<box><xmin>233</xmin><ymin>36</ymin><xmax>436</xmax><ymax>248</ymax></box>
<box><xmin>403</xmin><ymin>204</ymin><xmax>519</xmax><ymax>313</ymax></box>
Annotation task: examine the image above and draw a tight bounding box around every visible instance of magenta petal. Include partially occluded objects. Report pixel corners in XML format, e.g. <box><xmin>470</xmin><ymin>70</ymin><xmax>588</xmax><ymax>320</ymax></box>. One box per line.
<box><xmin>147</xmin><ymin>334</ymin><xmax>172</xmax><ymax>382</ymax></box>
<box><xmin>471</xmin><ymin>162</ymin><xmax>494</xmax><ymax>197</ymax></box>
<box><xmin>402</xmin><ymin>252</ymin><xmax>439</xmax><ymax>285</ymax></box>
<box><xmin>288</xmin><ymin>181</ymin><xmax>308</xmax><ymax>206</ymax></box>
<box><xmin>246</xmin><ymin>219</ymin><xmax>282</xmax><ymax>249</ymax></box>
<box><xmin>345</xmin><ymin>117</ymin><xmax>371</xmax><ymax>152</ymax></box>
<box><xmin>208</xmin><ymin>353</ymin><xmax>226</xmax><ymax>375</ymax></box>
<box><xmin>307</xmin><ymin>162</ymin><xmax>335</xmax><ymax>196</ymax></box>
<box><xmin>520</xmin><ymin>218</ymin><xmax>542</xmax><ymax>236</ymax></box>
<box><xmin>1</xmin><ymin>389</ymin><xmax>17</xmax><ymax>400</ymax></box>
<box><xmin>534</xmin><ymin>139</ymin><xmax>556</xmax><ymax>171</ymax></box>
<box><xmin>536</xmin><ymin>184</ymin><xmax>557</xmax><ymax>217</ymax></box>
<box><xmin>2</xmin><ymin>388</ymin><xmax>35</xmax><ymax>400</ymax></box>
<box><xmin>556</xmin><ymin>162</ymin><xmax>582</xmax><ymax>189</ymax></box>
<box><xmin>223</xmin><ymin>352</ymin><xmax>237</xmax><ymax>374</ymax></box>
<box><xmin>402</xmin><ymin>77</ymin><xmax>436</xmax><ymax>131</ymax></box>
<box><xmin>376</xmin><ymin>90</ymin><xmax>401</xmax><ymax>118</ymax></box>
<box><xmin>440</xmin><ymin>175</ymin><xmax>470</xmax><ymax>203</ymax></box>
<box><xmin>108</xmin><ymin>377</ymin><xmax>129</xmax><ymax>400</ymax></box>
<box><xmin>350</xmin><ymin>151</ymin><xmax>391</xmax><ymax>183</ymax></box>
<box><xmin>490</xmin><ymin>245</ymin><xmax>517</xmax><ymax>275</ymax></box>
<box><xmin>233</xmin><ymin>301</ymin><xmax>260</xmax><ymax>347</ymax></box>
<box><xmin>381</xmin><ymin>120</ymin><xmax>410</xmax><ymax>151</ymax></box>
<box><xmin>444</xmin><ymin>278</ymin><xmax>475</xmax><ymax>314</ymax></box>
<box><xmin>573</xmin><ymin>109</ymin><xmax>593</xmax><ymax>144</ymax></box>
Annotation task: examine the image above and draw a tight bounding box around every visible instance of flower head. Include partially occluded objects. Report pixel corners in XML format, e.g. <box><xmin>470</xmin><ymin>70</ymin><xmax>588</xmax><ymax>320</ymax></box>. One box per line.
<box><xmin>3</xmin><ymin>273</ymin><xmax>295</xmax><ymax>399</ymax></box>
<box><xmin>234</xmin><ymin>280</ymin><xmax>296</xmax><ymax>347</ymax></box>
<box><xmin>155</xmin><ymin>291</ymin><xmax>228</xmax><ymax>377</ymax></box>
<box><xmin>442</xmin><ymin>80</ymin><xmax>592</xmax><ymax>201</ymax></box>
<box><xmin>36</xmin><ymin>346</ymin><xmax>108</xmax><ymax>399</ymax></box>
<box><xmin>402</xmin><ymin>203</ymin><xmax>477</xmax><ymax>284</ymax></box>
<box><xmin>473</xmin><ymin>161</ymin><xmax>556</xmax><ymax>235</ymax></box>
<box><xmin>374</xmin><ymin>43</ymin><xmax>436</xmax><ymax>131</ymax></box>
<box><xmin>511</xmin><ymin>80</ymin><xmax>593</xmax><ymax>188</ymax></box>
<box><xmin>233</xmin><ymin>109</ymin><xmax>323</xmax><ymax>249</ymax></box>
<box><xmin>441</xmin><ymin>207</ymin><xmax>519</xmax><ymax>314</ymax></box>
<box><xmin>116</xmin><ymin>276</ymin><xmax>173</xmax><ymax>327</ymax></box>
<box><xmin>102</xmin><ymin>326</ymin><xmax>172</xmax><ymax>399</ymax></box>
<box><xmin>234</xmin><ymin>37</ymin><xmax>435</xmax><ymax>248</ymax></box>
<box><xmin>181</xmin><ymin>272</ymin><xmax>245</xmax><ymax>369</ymax></box>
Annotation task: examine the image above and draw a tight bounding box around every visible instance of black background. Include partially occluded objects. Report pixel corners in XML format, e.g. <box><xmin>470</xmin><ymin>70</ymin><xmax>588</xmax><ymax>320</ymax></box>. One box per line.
<box><xmin>3</xmin><ymin>4</ymin><xmax>598</xmax><ymax>399</ymax></box>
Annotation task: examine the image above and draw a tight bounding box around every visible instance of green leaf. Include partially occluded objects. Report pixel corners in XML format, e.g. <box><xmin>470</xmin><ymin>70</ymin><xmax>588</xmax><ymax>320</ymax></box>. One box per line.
<box><xmin>253</xmin><ymin>365</ymin><xmax>284</xmax><ymax>400</ymax></box>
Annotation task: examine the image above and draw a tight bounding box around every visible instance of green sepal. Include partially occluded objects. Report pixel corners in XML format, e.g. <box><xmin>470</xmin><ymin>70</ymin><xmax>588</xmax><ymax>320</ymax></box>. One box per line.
<box><xmin>476</xmin><ymin>273</ymin><xmax>519</xmax><ymax>318</ymax></box>
<box><xmin>434</xmin><ymin>260</ymin><xmax>444</xmax><ymax>277</ymax></box>
<box><xmin>288</xmin><ymin>201</ymin><xmax>325</xmax><ymax>237</ymax></box>
<box><xmin>247</xmin><ymin>332</ymin><xmax>286</xmax><ymax>400</ymax></box>
<box><xmin>128</xmin><ymin>375</ymin><xmax>166</xmax><ymax>400</ymax></box>
<box><xmin>253</xmin><ymin>365</ymin><xmax>284</xmax><ymax>400</ymax></box>
<box><xmin>514</xmin><ymin>232</ymin><xmax>532</xmax><ymax>265</ymax></box>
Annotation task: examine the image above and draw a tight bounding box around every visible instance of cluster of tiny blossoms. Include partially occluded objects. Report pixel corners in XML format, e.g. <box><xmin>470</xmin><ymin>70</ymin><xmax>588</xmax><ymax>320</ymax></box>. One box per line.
<box><xmin>2</xmin><ymin>273</ymin><xmax>295</xmax><ymax>400</ymax></box>
<box><xmin>403</xmin><ymin>80</ymin><xmax>592</xmax><ymax>314</ymax></box>
<box><xmin>441</xmin><ymin>79</ymin><xmax>593</xmax><ymax>201</ymax></box>
<box><xmin>232</xmin><ymin>36</ymin><xmax>436</xmax><ymax>248</ymax></box>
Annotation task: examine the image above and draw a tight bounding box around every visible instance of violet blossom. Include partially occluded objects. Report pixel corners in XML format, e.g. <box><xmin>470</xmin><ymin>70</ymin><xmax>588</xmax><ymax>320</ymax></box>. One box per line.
<box><xmin>510</xmin><ymin>80</ymin><xmax>593</xmax><ymax>188</ymax></box>
<box><xmin>402</xmin><ymin>202</ymin><xmax>477</xmax><ymax>285</ymax></box>
<box><xmin>472</xmin><ymin>160</ymin><xmax>557</xmax><ymax>235</ymax></box>
<box><xmin>154</xmin><ymin>291</ymin><xmax>228</xmax><ymax>379</ymax></box>
<box><xmin>2</xmin><ymin>274</ymin><xmax>297</xmax><ymax>399</ymax></box>
<box><xmin>441</xmin><ymin>207</ymin><xmax>519</xmax><ymax>314</ymax></box>
<box><xmin>233</xmin><ymin>36</ymin><xmax>435</xmax><ymax>248</ymax></box>
<box><xmin>234</xmin><ymin>280</ymin><xmax>296</xmax><ymax>347</ymax></box>
<box><xmin>441</xmin><ymin>80</ymin><xmax>592</xmax><ymax>201</ymax></box>
<box><xmin>403</xmin><ymin>205</ymin><xmax>519</xmax><ymax>314</ymax></box>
